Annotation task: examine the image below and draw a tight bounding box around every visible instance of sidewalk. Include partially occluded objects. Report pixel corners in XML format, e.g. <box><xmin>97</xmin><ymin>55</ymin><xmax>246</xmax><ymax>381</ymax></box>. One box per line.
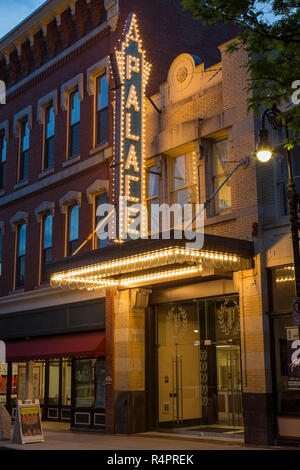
<box><xmin>0</xmin><ymin>422</ymin><xmax>274</xmax><ymax>450</ymax></box>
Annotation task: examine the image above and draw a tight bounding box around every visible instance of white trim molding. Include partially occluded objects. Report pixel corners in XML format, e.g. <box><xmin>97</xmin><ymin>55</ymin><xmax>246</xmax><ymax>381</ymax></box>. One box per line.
<box><xmin>86</xmin><ymin>179</ymin><xmax>109</xmax><ymax>204</ymax></box>
<box><xmin>59</xmin><ymin>190</ymin><xmax>82</xmax><ymax>214</ymax></box>
<box><xmin>104</xmin><ymin>0</ymin><xmax>119</xmax><ymax>32</ymax></box>
<box><xmin>86</xmin><ymin>58</ymin><xmax>109</xmax><ymax>96</ymax></box>
<box><xmin>10</xmin><ymin>211</ymin><xmax>29</xmax><ymax>231</ymax></box>
<box><xmin>35</xmin><ymin>201</ymin><xmax>55</xmax><ymax>222</ymax></box>
<box><xmin>61</xmin><ymin>73</ymin><xmax>84</xmax><ymax>111</ymax></box>
<box><xmin>37</xmin><ymin>89</ymin><xmax>58</xmax><ymax>125</ymax></box>
<box><xmin>13</xmin><ymin>105</ymin><xmax>33</xmax><ymax>137</ymax></box>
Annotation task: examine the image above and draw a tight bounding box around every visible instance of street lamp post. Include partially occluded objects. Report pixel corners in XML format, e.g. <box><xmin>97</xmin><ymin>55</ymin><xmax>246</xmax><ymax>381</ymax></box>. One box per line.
<box><xmin>256</xmin><ymin>105</ymin><xmax>300</xmax><ymax>297</ymax></box>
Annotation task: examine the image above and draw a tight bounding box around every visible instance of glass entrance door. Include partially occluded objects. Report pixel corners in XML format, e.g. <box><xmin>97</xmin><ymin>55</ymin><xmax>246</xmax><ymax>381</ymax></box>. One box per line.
<box><xmin>155</xmin><ymin>296</ymin><xmax>244</xmax><ymax>434</ymax></box>
<box><xmin>157</xmin><ymin>303</ymin><xmax>202</xmax><ymax>427</ymax></box>
<box><xmin>216</xmin><ymin>345</ymin><xmax>243</xmax><ymax>427</ymax></box>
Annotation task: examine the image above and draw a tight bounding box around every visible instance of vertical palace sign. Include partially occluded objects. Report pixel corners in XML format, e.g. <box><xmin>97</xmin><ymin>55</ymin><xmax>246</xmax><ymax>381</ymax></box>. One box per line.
<box><xmin>110</xmin><ymin>13</ymin><xmax>151</xmax><ymax>240</ymax></box>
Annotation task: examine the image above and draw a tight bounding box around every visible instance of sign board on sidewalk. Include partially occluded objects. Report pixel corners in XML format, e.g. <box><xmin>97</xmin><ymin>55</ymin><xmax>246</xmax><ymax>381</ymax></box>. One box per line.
<box><xmin>293</xmin><ymin>298</ymin><xmax>300</xmax><ymax>325</ymax></box>
<box><xmin>12</xmin><ymin>400</ymin><xmax>44</xmax><ymax>444</ymax></box>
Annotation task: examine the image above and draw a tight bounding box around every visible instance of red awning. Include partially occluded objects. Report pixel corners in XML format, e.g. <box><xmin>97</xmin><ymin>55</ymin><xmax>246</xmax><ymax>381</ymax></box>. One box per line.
<box><xmin>5</xmin><ymin>331</ymin><xmax>106</xmax><ymax>362</ymax></box>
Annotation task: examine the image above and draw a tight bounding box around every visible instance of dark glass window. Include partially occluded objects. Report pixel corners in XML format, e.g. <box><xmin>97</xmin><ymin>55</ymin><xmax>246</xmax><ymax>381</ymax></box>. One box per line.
<box><xmin>41</xmin><ymin>214</ymin><xmax>53</xmax><ymax>282</ymax></box>
<box><xmin>16</xmin><ymin>223</ymin><xmax>26</xmax><ymax>288</ymax></box>
<box><xmin>44</xmin><ymin>104</ymin><xmax>55</xmax><ymax>170</ymax></box>
<box><xmin>19</xmin><ymin>119</ymin><xmax>29</xmax><ymax>182</ymax></box>
<box><xmin>96</xmin><ymin>74</ymin><xmax>109</xmax><ymax>145</ymax></box>
<box><xmin>75</xmin><ymin>358</ymin><xmax>105</xmax><ymax>409</ymax></box>
<box><xmin>0</xmin><ymin>130</ymin><xmax>6</xmax><ymax>190</ymax></box>
<box><xmin>69</xmin><ymin>89</ymin><xmax>80</xmax><ymax>158</ymax></box>
<box><xmin>95</xmin><ymin>192</ymin><xmax>109</xmax><ymax>249</ymax></box>
<box><xmin>68</xmin><ymin>205</ymin><xmax>79</xmax><ymax>256</ymax></box>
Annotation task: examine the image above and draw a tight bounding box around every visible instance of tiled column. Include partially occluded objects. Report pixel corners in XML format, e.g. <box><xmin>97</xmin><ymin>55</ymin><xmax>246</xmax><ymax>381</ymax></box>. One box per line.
<box><xmin>234</xmin><ymin>254</ymin><xmax>274</xmax><ymax>446</ymax></box>
<box><xmin>113</xmin><ymin>288</ymin><xmax>151</xmax><ymax>434</ymax></box>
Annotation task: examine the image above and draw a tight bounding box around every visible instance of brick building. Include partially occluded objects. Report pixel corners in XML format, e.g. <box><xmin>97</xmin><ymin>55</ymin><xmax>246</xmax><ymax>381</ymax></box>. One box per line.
<box><xmin>0</xmin><ymin>0</ymin><xmax>299</xmax><ymax>448</ymax></box>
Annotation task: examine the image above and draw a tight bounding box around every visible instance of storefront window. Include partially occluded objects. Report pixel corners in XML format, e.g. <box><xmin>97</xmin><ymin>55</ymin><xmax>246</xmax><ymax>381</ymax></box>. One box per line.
<box><xmin>11</xmin><ymin>363</ymin><xmax>26</xmax><ymax>405</ymax></box>
<box><xmin>62</xmin><ymin>359</ymin><xmax>72</xmax><ymax>406</ymax></box>
<box><xmin>75</xmin><ymin>358</ymin><xmax>105</xmax><ymax>409</ymax></box>
<box><xmin>0</xmin><ymin>364</ymin><xmax>7</xmax><ymax>404</ymax></box>
<box><xmin>95</xmin><ymin>359</ymin><xmax>106</xmax><ymax>409</ymax></box>
<box><xmin>271</xmin><ymin>266</ymin><xmax>300</xmax><ymax>414</ymax></box>
<box><xmin>75</xmin><ymin>359</ymin><xmax>95</xmax><ymax>408</ymax></box>
<box><xmin>33</xmin><ymin>362</ymin><xmax>45</xmax><ymax>405</ymax></box>
<box><xmin>49</xmin><ymin>360</ymin><xmax>60</xmax><ymax>405</ymax></box>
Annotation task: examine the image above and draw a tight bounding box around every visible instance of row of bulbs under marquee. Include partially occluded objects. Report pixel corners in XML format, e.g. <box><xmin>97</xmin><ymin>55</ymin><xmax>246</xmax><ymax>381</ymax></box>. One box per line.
<box><xmin>50</xmin><ymin>247</ymin><xmax>241</xmax><ymax>291</ymax></box>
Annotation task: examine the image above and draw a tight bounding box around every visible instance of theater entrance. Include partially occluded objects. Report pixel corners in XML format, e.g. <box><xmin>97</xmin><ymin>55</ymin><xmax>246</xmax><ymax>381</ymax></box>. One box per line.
<box><xmin>155</xmin><ymin>297</ymin><xmax>244</xmax><ymax>436</ymax></box>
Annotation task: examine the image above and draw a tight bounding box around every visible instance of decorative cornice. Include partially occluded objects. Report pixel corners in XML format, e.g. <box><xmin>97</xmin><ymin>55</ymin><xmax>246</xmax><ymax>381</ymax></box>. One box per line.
<box><xmin>13</xmin><ymin>105</ymin><xmax>33</xmax><ymax>137</ymax></box>
<box><xmin>5</xmin><ymin>23</ymin><xmax>109</xmax><ymax>102</ymax></box>
<box><xmin>0</xmin><ymin>120</ymin><xmax>9</xmax><ymax>142</ymax></box>
<box><xmin>61</xmin><ymin>73</ymin><xmax>84</xmax><ymax>110</ymax></box>
<box><xmin>10</xmin><ymin>211</ymin><xmax>29</xmax><ymax>231</ymax></box>
<box><xmin>86</xmin><ymin>57</ymin><xmax>109</xmax><ymax>96</ymax></box>
<box><xmin>86</xmin><ymin>179</ymin><xmax>109</xmax><ymax>203</ymax></box>
<box><xmin>35</xmin><ymin>201</ymin><xmax>56</xmax><ymax>222</ymax></box>
<box><xmin>59</xmin><ymin>190</ymin><xmax>82</xmax><ymax>213</ymax></box>
<box><xmin>37</xmin><ymin>89</ymin><xmax>58</xmax><ymax>124</ymax></box>
<box><xmin>104</xmin><ymin>0</ymin><xmax>119</xmax><ymax>32</ymax></box>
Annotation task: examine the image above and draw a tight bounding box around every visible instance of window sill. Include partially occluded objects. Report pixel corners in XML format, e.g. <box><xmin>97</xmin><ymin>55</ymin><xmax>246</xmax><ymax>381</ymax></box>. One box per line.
<box><xmin>34</xmin><ymin>282</ymin><xmax>50</xmax><ymax>290</ymax></box>
<box><xmin>14</xmin><ymin>180</ymin><xmax>28</xmax><ymax>190</ymax></box>
<box><xmin>9</xmin><ymin>288</ymin><xmax>25</xmax><ymax>296</ymax></box>
<box><xmin>89</xmin><ymin>141</ymin><xmax>109</xmax><ymax>156</ymax></box>
<box><xmin>38</xmin><ymin>167</ymin><xmax>54</xmax><ymax>179</ymax></box>
<box><xmin>205</xmin><ymin>211</ymin><xmax>236</xmax><ymax>226</ymax></box>
<box><xmin>62</xmin><ymin>155</ymin><xmax>81</xmax><ymax>168</ymax></box>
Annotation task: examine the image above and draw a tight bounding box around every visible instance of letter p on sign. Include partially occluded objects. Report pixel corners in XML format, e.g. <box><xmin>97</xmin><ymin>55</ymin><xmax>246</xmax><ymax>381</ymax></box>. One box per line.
<box><xmin>0</xmin><ymin>341</ymin><xmax>5</xmax><ymax>364</ymax></box>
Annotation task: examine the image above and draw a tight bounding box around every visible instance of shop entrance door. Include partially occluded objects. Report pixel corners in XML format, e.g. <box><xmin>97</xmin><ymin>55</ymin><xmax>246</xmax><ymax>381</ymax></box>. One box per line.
<box><xmin>216</xmin><ymin>345</ymin><xmax>243</xmax><ymax>427</ymax></box>
<box><xmin>157</xmin><ymin>303</ymin><xmax>202</xmax><ymax>428</ymax></box>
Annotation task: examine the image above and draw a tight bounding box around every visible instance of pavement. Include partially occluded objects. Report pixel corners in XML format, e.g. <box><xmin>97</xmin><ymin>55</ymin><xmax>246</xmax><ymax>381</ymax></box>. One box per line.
<box><xmin>0</xmin><ymin>422</ymin><xmax>280</xmax><ymax>451</ymax></box>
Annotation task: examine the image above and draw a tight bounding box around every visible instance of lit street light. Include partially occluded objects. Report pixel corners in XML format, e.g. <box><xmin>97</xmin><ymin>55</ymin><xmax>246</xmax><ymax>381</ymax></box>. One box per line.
<box><xmin>256</xmin><ymin>105</ymin><xmax>300</xmax><ymax>298</ymax></box>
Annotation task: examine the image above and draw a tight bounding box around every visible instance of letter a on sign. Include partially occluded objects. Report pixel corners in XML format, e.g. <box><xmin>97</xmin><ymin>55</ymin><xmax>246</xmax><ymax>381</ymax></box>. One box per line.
<box><xmin>110</xmin><ymin>13</ymin><xmax>151</xmax><ymax>239</ymax></box>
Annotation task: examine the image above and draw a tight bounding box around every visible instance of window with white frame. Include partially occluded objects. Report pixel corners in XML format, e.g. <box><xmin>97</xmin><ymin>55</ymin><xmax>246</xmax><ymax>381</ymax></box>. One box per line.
<box><xmin>211</xmin><ymin>139</ymin><xmax>231</xmax><ymax>215</ymax></box>
<box><xmin>170</xmin><ymin>153</ymin><xmax>197</xmax><ymax>207</ymax></box>
<box><xmin>146</xmin><ymin>164</ymin><xmax>159</xmax><ymax>233</ymax></box>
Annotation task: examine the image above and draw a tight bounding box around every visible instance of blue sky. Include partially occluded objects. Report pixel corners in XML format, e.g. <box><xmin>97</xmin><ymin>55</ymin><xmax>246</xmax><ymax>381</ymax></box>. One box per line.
<box><xmin>0</xmin><ymin>0</ymin><xmax>45</xmax><ymax>39</ymax></box>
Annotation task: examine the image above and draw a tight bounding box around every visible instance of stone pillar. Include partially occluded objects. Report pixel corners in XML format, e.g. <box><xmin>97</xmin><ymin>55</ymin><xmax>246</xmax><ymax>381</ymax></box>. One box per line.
<box><xmin>114</xmin><ymin>288</ymin><xmax>151</xmax><ymax>434</ymax></box>
<box><xmin>25</xmin><ymin>361</ymin><xmax>34</xmax><ymax>401</ymax></box>
<box><xmin>234</xmin><ymin>254</ymin><xmax>274</xmax><ymax>446</ymax></box>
